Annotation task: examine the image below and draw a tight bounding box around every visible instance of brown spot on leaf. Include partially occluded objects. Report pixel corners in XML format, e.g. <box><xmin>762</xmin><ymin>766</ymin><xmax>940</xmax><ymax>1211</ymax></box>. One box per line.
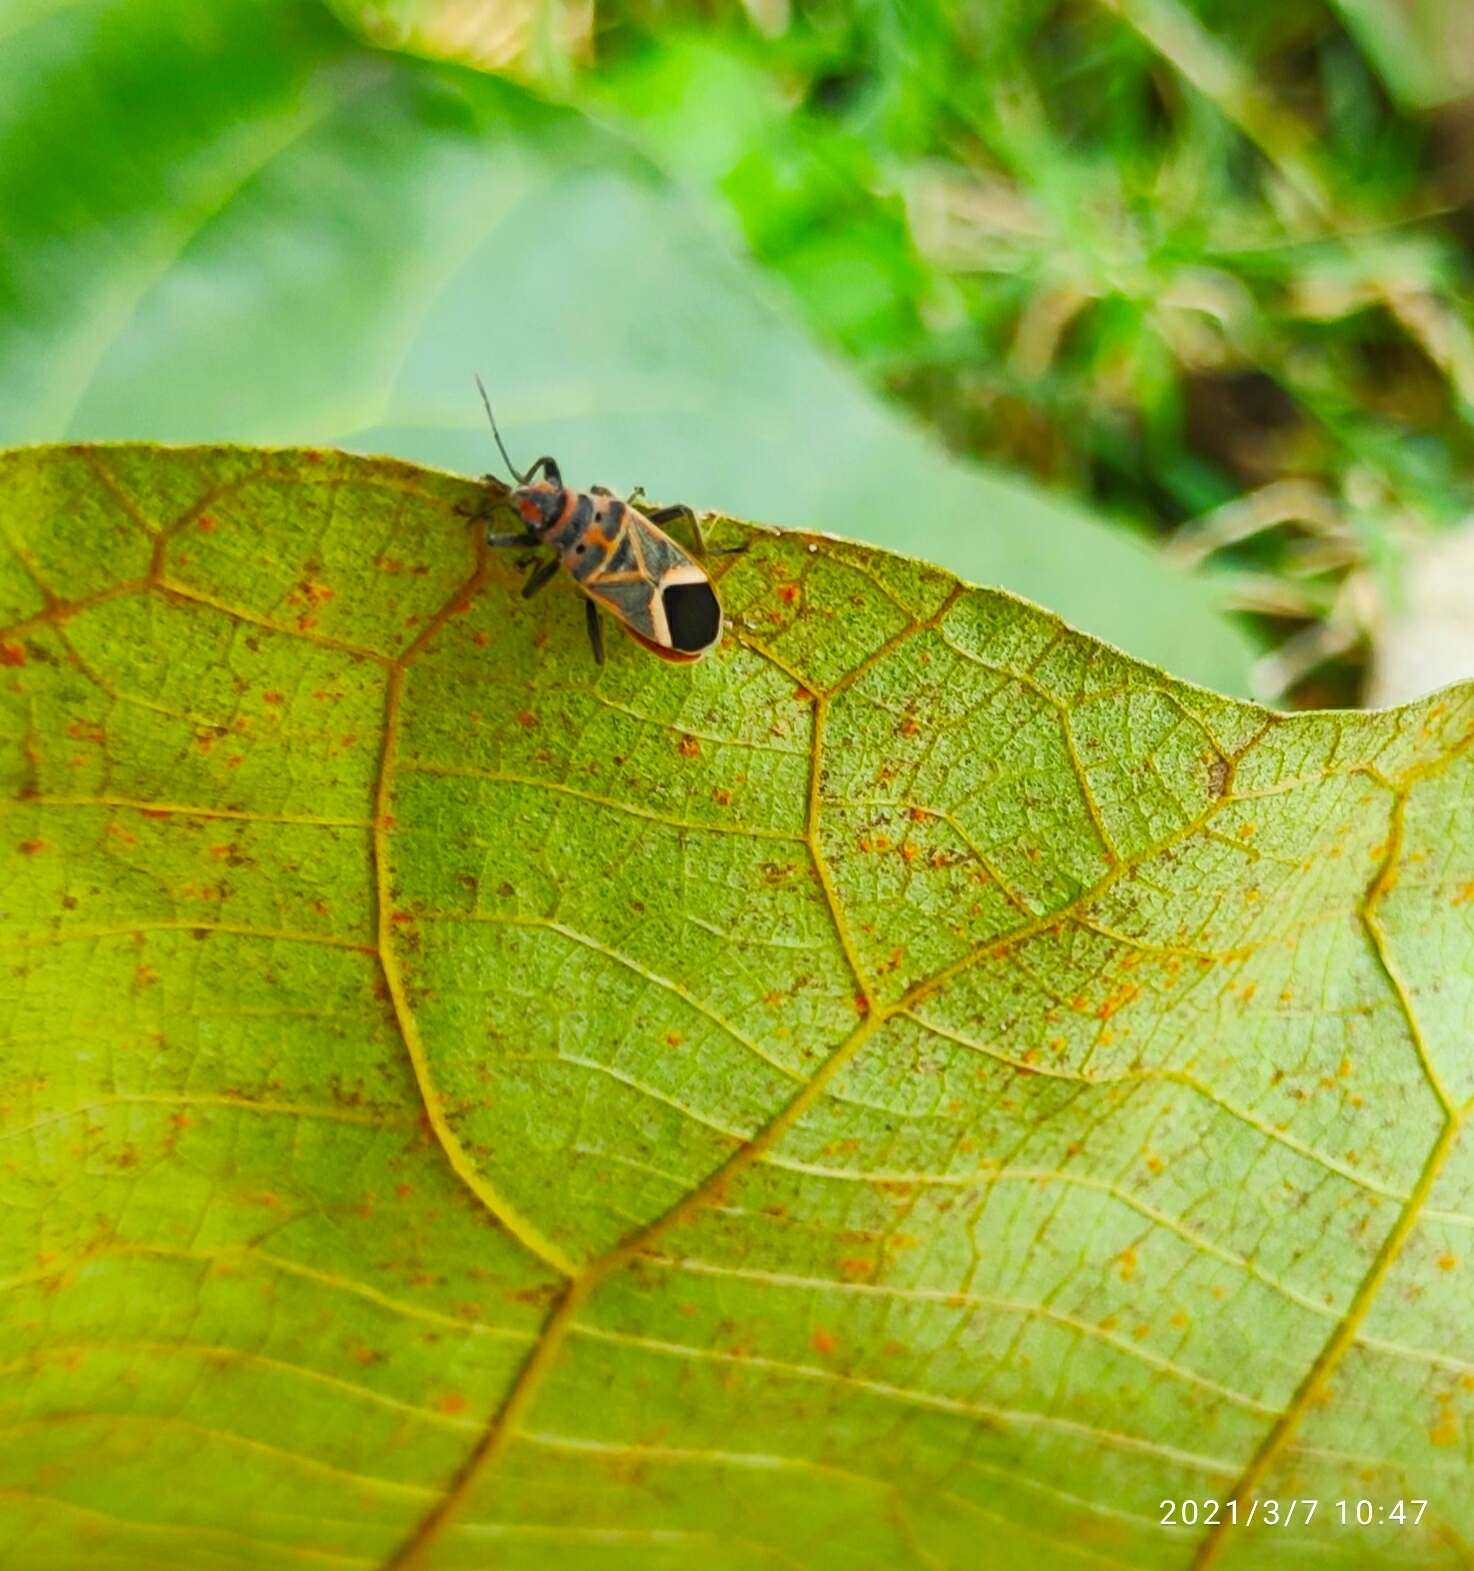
<box><xmin>1097</xmin><ymin>983</ymin><xmax>1138</xmax><ymax>1021</ymax></box>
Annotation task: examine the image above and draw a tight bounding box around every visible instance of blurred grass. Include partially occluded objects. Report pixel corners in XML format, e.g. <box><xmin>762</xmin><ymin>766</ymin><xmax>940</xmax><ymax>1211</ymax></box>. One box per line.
<box><xmin>0</xmin><ymin>0</ymin><xmax>1266</xmax><ymax>692</ymax></box>
<box><xmin>335</xmin><ymin>0</ymin><xmax>1474</xmax><ymax>705</ymax></box>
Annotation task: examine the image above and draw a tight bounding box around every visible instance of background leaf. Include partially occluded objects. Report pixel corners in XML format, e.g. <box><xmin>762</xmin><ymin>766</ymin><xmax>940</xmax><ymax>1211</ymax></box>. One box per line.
<box><xmin>3</xmin><ymin>442</ymin><xmax>1473</xmax><ymax>1569</ymax></box>
<box><xmin>0</xmin><ymin>0</ymin><xmax>1258</xmax><ymax>697</ymax></box>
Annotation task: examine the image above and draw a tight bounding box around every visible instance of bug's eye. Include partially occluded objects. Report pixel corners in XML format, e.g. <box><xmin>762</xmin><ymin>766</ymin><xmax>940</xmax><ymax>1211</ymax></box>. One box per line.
<box><xmin>574</xmin><ymin>543</ymin><xmax>586</xmax><ymax>554</ymax></box>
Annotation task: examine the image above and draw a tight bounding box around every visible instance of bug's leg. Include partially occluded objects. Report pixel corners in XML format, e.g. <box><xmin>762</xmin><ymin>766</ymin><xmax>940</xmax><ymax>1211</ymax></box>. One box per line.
<box><xmin>625</xmin><ymin>485</ymin><xmax>646</xmax><ymax>508</ymax></box>
<box><xmin>521</xmin><ymin>556</ymin><xmax>561</xmax><ymax>599</ymax></box>
<box><xmin>457</xmin><ymin>481</ymin><xmax>509</xmax><ymax>523</ymax></box>
<box><xmin>645</xmin><ymin>502</ymin><xmax>698</xmax><ymax>542</ymax></box>
<box><xmin>589</xmin><ymin>484</ymin><xmax>613</xmax><ymax>497</ymax></box>
<box><xmin>646</xmin><ymin>504</ymin><xmax>748</xmax><ymax>559</ymax></box>
<box><xmin>488</xmin><ymin>529</ymin><xmax>538</xmax><ymax>548</ymax></box>
<box><xmin>585</xmin><ymin>598</ymin><xmax>605</xmax><ymax>666</ymax></box>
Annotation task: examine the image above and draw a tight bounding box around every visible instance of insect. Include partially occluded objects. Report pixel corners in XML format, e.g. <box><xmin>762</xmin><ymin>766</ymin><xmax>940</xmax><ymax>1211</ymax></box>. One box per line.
<box><xmin>476</xmin><ymin>379</ymin><xmax>730</xmax><ymax>666</ymax></box>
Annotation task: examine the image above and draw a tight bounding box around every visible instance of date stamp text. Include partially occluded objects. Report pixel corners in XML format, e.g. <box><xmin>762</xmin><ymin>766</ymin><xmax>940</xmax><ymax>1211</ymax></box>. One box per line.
<box><xmin>1160</xmin><ymin>1499</ymin><xmax>1428</xmax><ymax>1529</ymax></box>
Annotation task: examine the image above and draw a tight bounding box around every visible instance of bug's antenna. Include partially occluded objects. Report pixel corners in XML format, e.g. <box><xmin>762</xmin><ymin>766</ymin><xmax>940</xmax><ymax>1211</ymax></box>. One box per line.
<box><xmin>475</xmin><ymin>374</ymin><xmax>527</xmax><ymax>484</ymax></box>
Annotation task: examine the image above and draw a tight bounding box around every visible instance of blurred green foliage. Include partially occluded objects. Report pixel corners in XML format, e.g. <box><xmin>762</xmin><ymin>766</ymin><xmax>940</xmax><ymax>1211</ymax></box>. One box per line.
<box><xmin>345</xmin><ymin>0</ymin><xmax>1474</xmax><ymax>704</ymax></box>
<box><xmin>0</xmin><ymin>0</ymin><xmax>1264</xmax><ymax>695</ymax></box>
<box><xmin>8</xmin><ymin>0</ymin><xmax>1474</xmax><ymax>700</ymax></box>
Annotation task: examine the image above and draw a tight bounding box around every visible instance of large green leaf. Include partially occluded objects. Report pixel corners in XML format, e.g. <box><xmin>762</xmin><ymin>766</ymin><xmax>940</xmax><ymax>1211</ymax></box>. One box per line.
<box><xmin>0</xmin><ymin>0</ymin><xmax>1258</xmax><ymax>697</ymax></box>
<box><xmin>3</xmin><ymin>443</ymin><xmax>1473</xmax><ymax>1569</ymax></box>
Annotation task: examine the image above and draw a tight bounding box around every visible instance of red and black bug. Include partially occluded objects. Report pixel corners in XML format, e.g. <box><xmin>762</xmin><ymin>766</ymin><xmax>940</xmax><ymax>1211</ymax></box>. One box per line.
<box><xmin>477</xmin><ymin>379</ymin><xmax>729</xmax><ymax>666</ymax></box>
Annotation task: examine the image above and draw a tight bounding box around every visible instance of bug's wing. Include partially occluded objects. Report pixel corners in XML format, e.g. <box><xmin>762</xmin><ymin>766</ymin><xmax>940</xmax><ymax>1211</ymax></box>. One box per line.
<box><xmin>582</xmin><ymin>512</ymin><xmax>701</xmax><ymax>648</ymax></box>
<box><xmin>581</xmin><ymin>572</ymin><xmax>663</xmax><ymax>642</ymax></box>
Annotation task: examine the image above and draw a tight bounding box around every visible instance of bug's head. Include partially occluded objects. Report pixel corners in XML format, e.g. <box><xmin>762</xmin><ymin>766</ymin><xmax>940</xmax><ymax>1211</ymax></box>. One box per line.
<box><xmin>512</xmin><ymin>480</ymin><xmax>565</xmax><ymax>537</ymax></box>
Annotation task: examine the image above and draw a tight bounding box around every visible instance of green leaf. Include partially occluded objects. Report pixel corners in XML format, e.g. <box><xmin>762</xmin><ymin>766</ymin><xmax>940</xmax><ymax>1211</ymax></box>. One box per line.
<box><xmin>4</xmin><ymin>442</ymin><xmax>1473</xmax><ymax>1570</ymax></box>
<box><xmin>0</xmin><ymin>0</ymin><xmax>1258</xmax><ymax>698</ymax></box>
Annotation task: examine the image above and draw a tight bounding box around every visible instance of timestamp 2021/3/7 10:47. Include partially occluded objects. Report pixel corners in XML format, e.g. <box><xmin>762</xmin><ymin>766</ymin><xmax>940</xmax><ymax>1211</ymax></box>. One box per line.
<box><xmin>1159</xmin><ymin>1498</ymin><xmax>1429</xmax><ymax>1528</ymax></box>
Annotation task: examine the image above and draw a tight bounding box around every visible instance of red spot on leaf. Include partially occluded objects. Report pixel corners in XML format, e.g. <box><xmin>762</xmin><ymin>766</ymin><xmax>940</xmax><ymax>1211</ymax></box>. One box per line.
<box><xmin>0</xmin><ymin>642</ymin><xmax>26</xmax><ymax>666</ymax></box>
<box><xmin>18</xmin><ymin>838</ymin><xmax>46</xmax><ymax>855</ymax></box>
